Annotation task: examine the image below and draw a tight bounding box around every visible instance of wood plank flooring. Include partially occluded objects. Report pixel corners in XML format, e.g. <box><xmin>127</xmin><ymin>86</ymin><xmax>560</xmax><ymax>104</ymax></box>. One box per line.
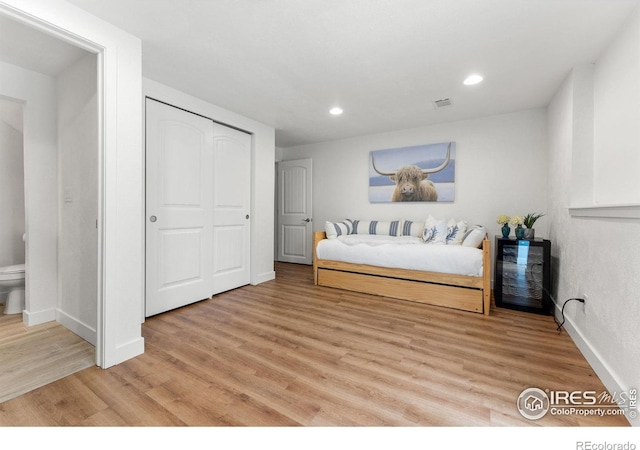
<box><xmin>0</xmin><ymin>262</ymin><xmax>629</xmax><ymax>426</ymax></box>
<box><xmin>0</xmin><ymin>311</ymin><xmax>95</xmax><ymax>404</ymax></box>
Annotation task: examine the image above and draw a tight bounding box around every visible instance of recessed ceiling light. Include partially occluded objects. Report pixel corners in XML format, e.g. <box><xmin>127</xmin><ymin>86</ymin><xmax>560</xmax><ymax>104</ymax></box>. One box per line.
<box><xmin>463</xmin><ymin>74</ymin><xmax>484</xmax><ymax>86</ymax></box>
<box><xmin>329</xmin><ymin>107</ymin><xmax>343</xmax><ymax>115</ymax></box>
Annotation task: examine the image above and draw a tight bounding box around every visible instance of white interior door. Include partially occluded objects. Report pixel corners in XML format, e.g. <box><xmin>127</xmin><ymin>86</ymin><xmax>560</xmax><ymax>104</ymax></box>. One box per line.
<box><xmin>211</xmin><ymin>123</ymin><xmax>252</xmax><ymax>295</ymax></box>
<box><xmin>277</xmin><ymin>159</ymin><xmax>313</xmax><ymax>265</ymax></box>
<box><xmin>145</xmin><ymin>99</ymin><xmax>214</xmax><ymax>316</ymax></box>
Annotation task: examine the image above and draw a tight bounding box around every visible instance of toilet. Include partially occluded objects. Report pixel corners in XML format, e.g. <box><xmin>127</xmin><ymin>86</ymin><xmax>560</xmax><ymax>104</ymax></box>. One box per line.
<box><xmin>0</xmin><ymin>264</ymin><xmax>26</xmax><ymax>314</ymax></box>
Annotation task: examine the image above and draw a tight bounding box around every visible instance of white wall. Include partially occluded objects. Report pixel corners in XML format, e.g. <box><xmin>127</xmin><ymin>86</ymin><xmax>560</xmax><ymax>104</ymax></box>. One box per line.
<box><xmin>547</xmin><ymin>14</ymin><xmax>640</xmax><ymax>427</ymax></box>
<box><xmin>1</xmin><ymin>0</ymin><xmax>144</xmax><ymax>368</ymax></box>
<box><xmin>282</xmin><ymin>108</ymin><xmax>549</xmax><ymax>249</ymax></box>
<box><xmin>143</xmin><ymin>78</ymin><xmax>276</xmax><ymax>289</ymax></box>
<box><xmin>0</xmin><ymin>60</ymin><xmax>59</xmax><ymax>325</ymax></box>
<box><xmin>57</xmin><ymin>52</ymin><xmax>98</xmax><ymax>344</ymax></box>
<box><xmin>593</xmin><ymin>8</ymin><xmax>640</xmax><ymax>205</ymax></box>
<box><xmin>0</xmin><ymin>98</ymin><xmax>25</xmax><ymax>297</ymax></box>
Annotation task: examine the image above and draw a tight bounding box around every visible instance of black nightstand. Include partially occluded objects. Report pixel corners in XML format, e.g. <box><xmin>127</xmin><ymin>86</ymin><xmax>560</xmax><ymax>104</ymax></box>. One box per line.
<box><xmin>494</xmin><ymin>237</ymin><xmax>552</xmax><ymax>315</ymax></box>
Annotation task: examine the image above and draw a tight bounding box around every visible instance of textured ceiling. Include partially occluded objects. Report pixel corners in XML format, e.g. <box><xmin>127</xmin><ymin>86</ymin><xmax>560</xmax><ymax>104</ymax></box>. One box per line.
<box><xmin>8</xmin><ymin>0</ymin><xmax>640</xmax><ymax>147</ymax></box>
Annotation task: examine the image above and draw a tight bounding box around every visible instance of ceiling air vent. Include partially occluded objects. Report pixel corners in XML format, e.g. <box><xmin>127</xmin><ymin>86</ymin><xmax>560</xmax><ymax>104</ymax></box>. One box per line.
<box><xmin>432</xmin><ymin>98</ymin><xmax>453</xmax><ymax>109</ymax></box>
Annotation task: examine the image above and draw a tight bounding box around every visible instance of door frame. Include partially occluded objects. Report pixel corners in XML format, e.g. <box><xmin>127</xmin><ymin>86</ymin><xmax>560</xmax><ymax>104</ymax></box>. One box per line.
<box><xmin>1</xmin><ymin>1</ymin><xmax>145</xmax><ymax>368</ymax></box>
<box><xmin>0</xmin><ymin>6</ymin><xmax>105</xmax><ymax>364</ymax></box>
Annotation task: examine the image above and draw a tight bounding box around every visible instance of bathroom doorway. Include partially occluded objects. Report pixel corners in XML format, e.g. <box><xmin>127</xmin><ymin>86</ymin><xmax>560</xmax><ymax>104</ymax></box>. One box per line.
<box><xmin>0</xmin><ymin>97</ymin><xmax>25</xmax><ymax>284</ymax></box>
<box><xmin>0</xmin><ymin>13</ymin><xmax>99</xmax><ymax>398</ymax></box>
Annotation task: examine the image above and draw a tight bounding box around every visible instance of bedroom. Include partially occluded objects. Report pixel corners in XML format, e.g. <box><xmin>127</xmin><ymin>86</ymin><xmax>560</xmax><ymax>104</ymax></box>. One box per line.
<box><xmin>282</xmin><ymin>3</ymin><xmax>640</xmax><ymax>436</ymax></box>
<box><xmin>0</xmin><ymin>0</ymin><xmax>639</xmax><ymax>445</ymax></box>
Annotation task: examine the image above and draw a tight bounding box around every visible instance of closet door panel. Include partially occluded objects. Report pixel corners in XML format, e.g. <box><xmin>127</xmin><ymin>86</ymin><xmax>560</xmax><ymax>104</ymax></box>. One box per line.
<box><xmin>211</xmin><ymin>123</ymin><xmax>251</xmax><ymax>295</ymax></box>
<box><xmin>145</xmin><ymin>99</ymin><xmax>214</xmax><ymax>316</ymax></box>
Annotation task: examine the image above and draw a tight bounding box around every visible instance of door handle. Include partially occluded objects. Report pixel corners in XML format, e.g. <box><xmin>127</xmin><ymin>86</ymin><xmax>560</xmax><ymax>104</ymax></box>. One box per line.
<box><xmin>303</xmin><ymin>218</ymin><xmax>311</xmax><ymax>223</ymax></box>
<box><xmin>149</xmin><ymin>215</ymin><xmax>157</xmax><ymax>223</ymax></box>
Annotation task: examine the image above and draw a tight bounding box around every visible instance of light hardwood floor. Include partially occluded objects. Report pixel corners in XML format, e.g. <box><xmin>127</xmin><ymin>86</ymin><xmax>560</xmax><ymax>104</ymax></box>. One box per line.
<box><xmin>0</xmin><ymin>263</ymin><xmax>629</xmax><ymax>426</ymax></box>
<box><xmin>0</xmin><ymin>311</ymin><xmax>95</xmax><ymax>404</ymax></box>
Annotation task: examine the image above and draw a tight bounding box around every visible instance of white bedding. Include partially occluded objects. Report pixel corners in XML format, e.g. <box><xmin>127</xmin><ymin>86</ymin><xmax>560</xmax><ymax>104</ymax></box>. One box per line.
<box><xmin>316</xmin><ymin>234</ymin><xmax>483</xmax><ymax>277</ymax></box>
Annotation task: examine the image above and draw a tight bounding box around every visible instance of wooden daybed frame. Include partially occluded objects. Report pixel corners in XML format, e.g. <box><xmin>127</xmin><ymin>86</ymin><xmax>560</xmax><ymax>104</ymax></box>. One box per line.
<box><xmin>313</xmin><ymin>231</ymin><xmax>491</xmax><ymax>315</ymax></box>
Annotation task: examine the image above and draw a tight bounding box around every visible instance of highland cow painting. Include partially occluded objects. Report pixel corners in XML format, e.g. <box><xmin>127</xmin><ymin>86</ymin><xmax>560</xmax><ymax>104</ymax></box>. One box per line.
<box><xmin>369</xmin><ymin>141</ymin><xmax>455</xmax><ymax>203</ymax></box>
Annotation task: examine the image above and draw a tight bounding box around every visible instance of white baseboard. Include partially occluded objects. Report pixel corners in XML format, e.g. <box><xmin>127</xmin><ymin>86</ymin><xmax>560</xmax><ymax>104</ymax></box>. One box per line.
<box><xmin>554</xmin><ymin>302</ymin><xmax>638</xmax><ymax>426</ymax></box>
<box><xmin>253</xmin><ymin>270</ymin><xmax>276</xmax><ymax>285</ymax></box>
<box><xmin>114</xmin><ymin>337</ymin><xmax>145</xmax><ymax>368</ymax></box>
<box><xmin>56</xmin><ymin>309</ymin><xmax>97</xmax><ymax>346</ymax></box>
<box><xmin>23</xmin><ymin>307</ymin><xmax>56</xmax><ymax>327</ymax></box>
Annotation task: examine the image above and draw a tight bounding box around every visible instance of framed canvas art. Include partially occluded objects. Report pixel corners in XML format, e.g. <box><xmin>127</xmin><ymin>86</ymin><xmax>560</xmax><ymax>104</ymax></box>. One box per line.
<box><xmin>369</xmin><ymin>141</ymin><xmax>455</xmax><ymax>203</ymax></box>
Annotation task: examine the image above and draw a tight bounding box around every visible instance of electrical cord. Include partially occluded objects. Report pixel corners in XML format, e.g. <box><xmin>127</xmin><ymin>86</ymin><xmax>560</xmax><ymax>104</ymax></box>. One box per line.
<box><xmin>555</xmin><ymin>297</ymin><xmax>585</xmax><ymax>331</ymax></box>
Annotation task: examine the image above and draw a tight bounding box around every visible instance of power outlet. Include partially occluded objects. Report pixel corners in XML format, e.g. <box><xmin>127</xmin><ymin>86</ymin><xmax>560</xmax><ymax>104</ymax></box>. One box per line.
<box><xmin>579</xmin><ymin>293</ymin><xmax>587</xmax><ymax>313</ymax></box>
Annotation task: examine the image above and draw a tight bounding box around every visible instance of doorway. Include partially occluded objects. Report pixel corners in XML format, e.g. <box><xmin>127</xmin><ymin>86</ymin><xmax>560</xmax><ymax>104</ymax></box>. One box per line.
<box><xmin>0</xmin><ymin>97</ymin><xmax>25</xmax><ymax>279</ymax></box>
<box><xmin>0</xmin><ymin>13</ymin><xmax>99</xmax><ymax>396</ymax></box>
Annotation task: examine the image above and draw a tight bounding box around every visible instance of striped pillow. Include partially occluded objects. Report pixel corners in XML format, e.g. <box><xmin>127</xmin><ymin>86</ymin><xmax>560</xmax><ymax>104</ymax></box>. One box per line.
<box><xmin>461</xmin><ymin>225</ymin><xmax>486</xmax><ymax>248</ymax></box>
<box><xmin>324</xmin><ymin>220</ymin><xmax>352</xmax><ymax>239</ymax></box>
<box><xmin>350</xmin><ymin>220</ymin><xmax>402</xmax><ymax>236</ymax></box>
<box><xmin>401</xmin><ymin>220</ymin><xmax>424</xmax><ymax>237</ymax></box>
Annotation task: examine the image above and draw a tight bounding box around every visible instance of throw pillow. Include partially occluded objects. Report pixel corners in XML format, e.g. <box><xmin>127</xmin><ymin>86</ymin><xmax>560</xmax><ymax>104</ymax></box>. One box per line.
<box><xmin>325</xmin><ymin>220</ymin><xmax>352</xmax><ymax>239</ymax></box>
<box><xmin>350</xmin><ymin>220</ymin><xmax>402</xmax><ymax>236</ymax></box>
<box><xmin>446</xmin><ymin>218</ymin><xmax>468</xmax><ymax>245</ymax></box>
<box><xmin>461</xmin><ymin>225</ymin><xmax>486</xmax><ymax>248</ymax></box>
<box><xmin>401</xmin><ymin>220</ymin><xmax>425</xmax><ymax>237</ymax></box>
<box><xmin>422</xmin><ymin>215</ymin><xmax>447</xmax><ymax>244</ymax></box>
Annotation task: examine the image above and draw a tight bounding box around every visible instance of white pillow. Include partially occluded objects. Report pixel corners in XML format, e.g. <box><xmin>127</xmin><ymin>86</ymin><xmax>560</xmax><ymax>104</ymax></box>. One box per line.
<box><xmin>350</xmin><ymin>220</ymin><xmax>402</xmax><ymax>236</ymax></box>
<box><xmin>401</xmin><ymin>220</ymin><xmax>424</xmax><ymax>237</ymax></box>
<box><xmin>446</xmin><ymin>218</ymin><xmax>468</xmax><ymax>245</ymax></box>
<box><xmin>349</xmin><ymin>219</ymin><xmax>373</xmax><ymax>235</ymax></box>
<box><xmin>325</xmin><ymin>220</ymin><xmax>352</xmax><ymax>239</ymax></box>
<box><xmin>461</xmin><ymin>225</ymin><xmax>486</xmax><ymax>248</ymax></box>
<box><xmin>422</xmin><ymin>215</ymin><xmax>447</xmax><ymax>245</ymax></box>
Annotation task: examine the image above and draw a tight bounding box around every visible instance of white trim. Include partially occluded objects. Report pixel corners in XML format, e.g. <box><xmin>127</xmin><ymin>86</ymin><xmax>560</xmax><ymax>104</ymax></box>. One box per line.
<box><xmin>95</xmin><ymin>48</ymin><xmax>106</xmax><ymax>367</ymax></box>
<box><xmin>0</xmin><ymin>4</ymin><xmax>104</xmax><ymax>53</ymax></box>
<box><xmin>22</xmin><ymin>307</ymin><xmax>56</xmax><ymax>327</ymax></box>
<box><xmin>569</xmin><ymin>203</ymin><xmax>640</xmax><ymax>219</ymax></box>
<box><xmin>554</xmin><ymin>301</ymin><xmax>638</xmax><ymax>426</ymax></box>
<box><xmin>114</xmin><ymin>337</ymin><xmax>145</xmax><ymax>364</ymax></box>
<box><xmin>56</xmin><ymin>309</ymin><xmax>97</xmax><ymax>346</ymax></box>
<box><xmin>253</xmin><ymin>270</ymin><xmax>276</xmax><ymax>285</ymax></box>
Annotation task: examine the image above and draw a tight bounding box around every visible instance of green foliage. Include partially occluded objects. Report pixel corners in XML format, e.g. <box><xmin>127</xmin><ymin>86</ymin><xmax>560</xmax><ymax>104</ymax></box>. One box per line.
<box><xmin>523</xmin><ymin>212</ymin><xmax>545</xmax><ymax>229</ymax></box>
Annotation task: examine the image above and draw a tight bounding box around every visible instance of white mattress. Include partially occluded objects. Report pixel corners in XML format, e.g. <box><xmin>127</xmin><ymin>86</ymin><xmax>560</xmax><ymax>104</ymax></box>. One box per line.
<box><xmin>316</xmin><ymin>235</ymin><xmax>483</xmax><ymax>277</ymax></box>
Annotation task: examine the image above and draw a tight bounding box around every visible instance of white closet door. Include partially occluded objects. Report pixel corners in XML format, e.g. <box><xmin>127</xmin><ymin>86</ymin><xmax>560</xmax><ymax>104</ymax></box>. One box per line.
<box><xmin>211</xmin><ymin>123</ymin><xmax>252</xmax><ymax>295</ymax></box>
<box><xmin>145</xmin><ymin>99</ymin><xmax>214</xmax><ymax>316</ymax></box>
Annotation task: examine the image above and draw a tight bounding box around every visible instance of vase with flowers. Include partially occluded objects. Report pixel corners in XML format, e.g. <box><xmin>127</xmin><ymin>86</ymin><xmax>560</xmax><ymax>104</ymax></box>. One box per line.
<box><xmin>497</xmin><ymin>215</ymin><xmax>511</xmax><ymax>238</ymax></box>
<box><xmin>523</xmin><ymin>212</ymin><xmax>545</xmax><ymax>240</ymax></box>
<box><xmin>510</xmin><ymin>215</ymin><xmax>525</xmax><ymax>239</ymax></box>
